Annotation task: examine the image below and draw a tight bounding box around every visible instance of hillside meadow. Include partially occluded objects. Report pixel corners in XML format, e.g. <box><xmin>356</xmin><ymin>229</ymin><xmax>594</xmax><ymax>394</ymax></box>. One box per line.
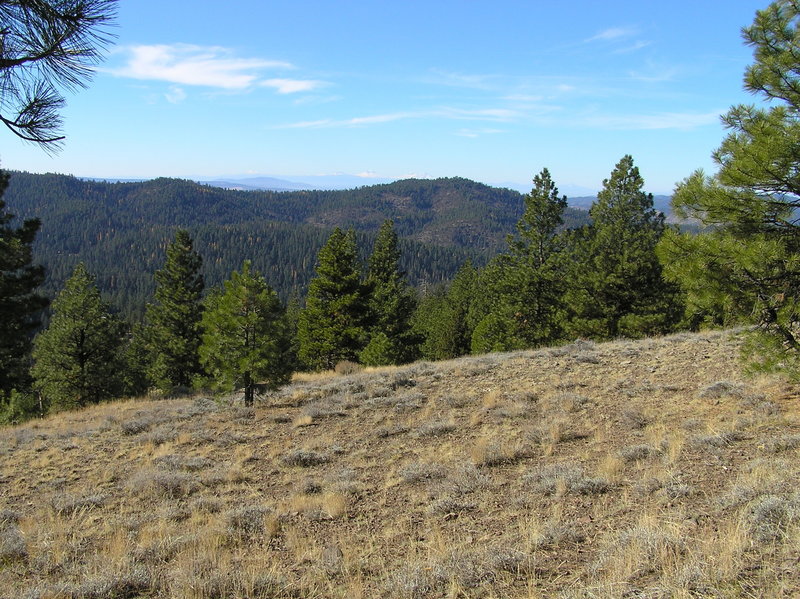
<box><xmin>1</xmin><ymin>329</ymin><xmax>799</xmax><ymax>598</ymax></box>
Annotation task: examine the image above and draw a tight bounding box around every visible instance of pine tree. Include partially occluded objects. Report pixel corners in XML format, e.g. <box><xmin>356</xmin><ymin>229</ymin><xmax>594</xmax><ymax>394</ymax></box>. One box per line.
<box><xmin>143</xmin><ymin>229</ymin><xmax>205</xmax><ymax>391</ymax></box>
<box><xmin>31</xmin><ymin>263</ymin><xmax>125</xmax><ymax>411</ymax></box>
<box><xmin>0</xmin><ymin>170</ymin><xmax>48</xmax><ymax>399</ymax></box>
<box><xmin>415</xmin><ymin>261</ymin><xmax>477</xmax><ymax>360</ymax></box>
<box><xmin>472</xmin><ymin>168</ymin><xmax>569</xmax><ymax>351</ymax></box>
<box><xmin>298</xmin><ymin>228</ymin><xmax>371</xmax><ymax>370</ymax></box>
<box><xmin>658</xmin><ymin>0</ymin><xmax>800</xmax><ymax>376</ymax></box>
<box><xmin>199</xmin><ymin>261</ymin><xmax>292</xmax><ymax>406</ymax></box>
<box><xmin>565</xmin><ymin>155</ymin><xmax>682</xmax><ymax>339</ymax></box>
<box><xmin>361</xmin><ymin>220</ymin><xmax>419</xmax><ymax>366</ymax></box>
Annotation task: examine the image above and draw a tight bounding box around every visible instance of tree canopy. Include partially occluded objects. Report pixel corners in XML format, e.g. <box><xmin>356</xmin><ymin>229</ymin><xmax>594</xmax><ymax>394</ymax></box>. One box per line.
<box><xmin>659</xmin><ymin>0</ymin><xmax>800</xmax><ymax>376</ymax></box>
<box><xmin>0</xmin><ymin>0</ymin><xmax>117</xmax><ymax>148</ymax></box>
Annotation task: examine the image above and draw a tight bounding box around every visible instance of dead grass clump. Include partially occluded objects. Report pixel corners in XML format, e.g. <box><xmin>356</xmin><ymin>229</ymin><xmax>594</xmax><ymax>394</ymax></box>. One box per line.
<box><xmin>620</xmin><ymin>443</ymin><xmax>662</xmax><ymax>463</ymax></box>
<box><xmin>524</xmin><ymin>463</ymin><xmax>611</xmax><ymax>496</ymax></box>
<box><xmin>437</xmin><ymin>464</ymin><xmax>491</xmax><ymax>496</ymax></box>
<box><xmin>154</xmin><ymin>454</ymin><xmax>213</xmax><ymax>472</ymax></box>
<box><xmin>334</xmin><ymin>360</ymin><xmax>363</xmax><ymax>375</ymax></box>
<box><xmin>470</xmin><ymin>438</ymin><xmax>532</xmax><ymax>467</ymax></box>
<box><xmin>427</xmin><ymin>496</ymin><xmax>478</xmax><ymax>515</ymax></box>
<box><xmin>225</xmin><ymin>504</ymin><xmax>277</xmax><ymax>541</ymax></box>
<box><xmin>398</xmin><ymin>461</ymin><xmax>447</xmax><ymax>484</ymax></box>
<box><xmin>594</xmin><ymin>520</ymin><xmax>685</xmax><ymax>582</ymax></box>
<box><xmin>281</xmin><ymin>449</ymin><xmax>330</xmax><ymax>468</ymax></box>
<box><xmin>0</xmin><ymin>524</ymin><xmax>27</xmax><ymax>564</ymax></box>
<box><xmin>745</xmin><ymin>494</ymin><xmax>800</xmax><ymax>544</ymax></box>
<box><xmin>384</xmin><ymin>547</ymin><xmax>529</xmax><ymax>597</ymax></box>
<box><xmin>375</xmin><ymin>424</ymin><xmax>409</xmax><ymax>438</ymax></box>
<box><xmin>532</xmin><ymin>521</ymin><xmax>587</xmax><ymax>549</ymax></box>
<box><xmin>416</xmin><ymin>420</ymin><xmax>457</xmax><ymax>438</ymax></box>
<box><xmin>764</xmin><ymin>434</ymin><xmax>800</xmax><ymax>453</ymax></box>
<box><xmin>50</xmin><ymin>493</ymin><xmax>105</xmax><ymax>515</ymax></box>
<box><xmin>699</xmin><ymin>380</ymin><xmax>747</xmax><ymax>399</ymax></box>
<box><xmin>39</xmin><ymin>565</ymin><xmax>153</xmax><ymax>599</ymax></box>
<box><xmin>126</xmin><ymin>468</ymin><xmax>200</xmax><ymax>499</ymax></box>
<box><xmin>621</xmin><ymin>407</ymin><xmax>650</xmax><ymax>430</ymax></box>
<box><xmin>691</xmin><ymin>430</ymin><xmax>747</xmax><ymax>449</ymax></box>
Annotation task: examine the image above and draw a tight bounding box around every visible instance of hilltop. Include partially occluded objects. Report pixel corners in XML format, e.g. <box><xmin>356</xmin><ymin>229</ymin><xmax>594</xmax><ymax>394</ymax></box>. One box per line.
<box><xmin>1</xmin><ymin>329</ymin><xmax>799</xmax><ymax>597</ymax></box>
<box><xmin>3</xmin><ymin>172</ymin><xmax>589</xmax><ymax>318</ymax></box>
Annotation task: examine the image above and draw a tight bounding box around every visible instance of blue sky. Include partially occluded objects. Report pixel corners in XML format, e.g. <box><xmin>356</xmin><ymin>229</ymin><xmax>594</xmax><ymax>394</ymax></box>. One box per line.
<box><xmin>0</xmin><ymin>1</ymin><xmax>770</xmax><ymax>195</ymax></box>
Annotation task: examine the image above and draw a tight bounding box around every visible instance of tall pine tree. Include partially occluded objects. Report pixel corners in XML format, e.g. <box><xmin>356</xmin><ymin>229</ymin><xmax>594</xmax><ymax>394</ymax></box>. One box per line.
<box><xmin>658</xmin><ymin>0</ymin><xmax>800</xmax><ymax>376</ymax></box>
<box><xmin>361</xmin><ymin>220</ymin><xmax>419</xmax><ymax>366</ymax></box>
<box><xmin>298</xmin><ymin>228</ymin><xmax>371</xmax><ymax>370</ymax></box>
<box><xmin>0</xmin><ymin>170</ymin><xmax>48</xmax><ymax>399</ymax></box>
<box><xmin>31</xmin><ymin>263</ymin><xmax>125</xmax><ymax>411</ymax></box>
<box><xmin>565</xmin><ymin>155</ymin><xmax>682</xmax><ymax>339</ymax></box>
<box><xmin>143</xmin><ymin>229</ymin><xmax>205</xmax><ymax>391</ymax></box>
<box><xmin>471</xmin><ymin>168</ymin><xmax>569</xmax><ymax>352</ymax></box>
<box><xmin>199</xmin><ymin>261</ymin><xmax>293</xmax><ymax>406</ymax></box>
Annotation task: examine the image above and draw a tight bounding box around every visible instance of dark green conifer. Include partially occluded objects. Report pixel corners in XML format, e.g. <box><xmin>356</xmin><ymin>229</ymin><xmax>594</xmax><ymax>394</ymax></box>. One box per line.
<box><xmin>361</xmin><ymin>220</ymin><xmax>419</xmax><ymax>366</ymax></box>
<box><xmin>297</xmin><ymin>229</ymin><xmax>371</xmax><ymax>370</ymax></box>
<box><xmin>658</xmin><ymin>0</ymin><xmax>800</xmax><ymax>376</ymax></box>
<box><xmin>199</xmin><ymin>261</ymin><xmax>292</xmax><ymax>406</ymax></box>
<box><xmin>31</xmin><ymin>263</ymin><xmax>125</xmax><ymax>411</ymax></box>
<box><xmin>0</xmin><ymin>170</ymin><xmax>48</xmax><ymax>399</ymax></box>
<box><xmin>565</xmin><ymin>155</ymin><xmax>682</xmax><ymax>339</ymax></box>
<box><xmin>144</xmin><ymin>229</ymin><xmax>204</xmax><ymax>391</ymax></box>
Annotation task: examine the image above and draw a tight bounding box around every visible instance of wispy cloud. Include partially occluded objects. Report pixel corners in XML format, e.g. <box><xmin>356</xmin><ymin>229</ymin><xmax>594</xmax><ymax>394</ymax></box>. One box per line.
<box><xmin>454</xmin><ymin>128</ymin><xmax>504</xmax><ymax>138</ymax></box>
<box><xmin>165</xmin><ymin>85</ymin><xmax>186</xmax><ymax>104</ymax></box>
<box><xmin>583</xmin><ymin>110</ymin><xmax>720</xmax><ymax>130</ymax></box>
<box><xmin>586</xmin><ymin>27</ymin><xmax>638</xmax><ymax>43</ymax></box>
<box><xmin>109</xmin><ymin>44</ymin><xmax>326</xmax><ymax>94</ymax></box>
<box><xmin>275</xmin><ymin>107</ymin><xmax>520</xmax><ymax>129</ymax></box>
<box><xmin>261</xmin><ymin>78</ymin><xmax>326</xmax><ymax>94</ymax></box>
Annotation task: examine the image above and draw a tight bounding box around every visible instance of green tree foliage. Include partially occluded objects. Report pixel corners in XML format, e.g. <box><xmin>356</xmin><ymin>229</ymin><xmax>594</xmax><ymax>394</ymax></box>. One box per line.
<box><xmin>298</xmin><ymin>228</ymin><xmax>371</xmax><ymax>370</ymax></box>
<box><xmin>143</xmin><ymin>229</ymin><xmax>205</xmax><ymax>391</ymax></box>
<box><xmin>415</xmin><ymin>262</ymin><xmax>477</xmax><ymax>360</ymax></box>
<box><xmin>0</xmin><ymin>0</ymin><xmax>117</xmax><ymax>148</ymax></box>
<box><xmin>4</xmin><ymin>173</ymin><xmax>590</xmax><ymax>320</ymax></box>
<box><xmin>31</xmin><ymin>263</ymin><xmax>125</xmax><ymax>411</ymax></box>
<box><xmin>565</xmin><ymin>155</ymin><xmax>682</xmax><ymax>339</ymax></box>
<box><xmin>199</xmin><ymin>261</ymin><xmax>292</xmax><ymax>406</ymax></box>
<box><xmin>0</xmin><ymin>169</ymin><xmax>48</xmax><ymax>400</ymax></box>
<box><xmin>658</xmin><ymin>0</ymin><xmax>800</xmax><ymax>376</ymax></box>
<box><xmin>471</xmin><ymin>168</ymin><xmax>569</xmax><ymax>351</ymax></box>
<box><xmin>361</xmin><ymin>220</ymin><xmax>419</xmax><ymax>365</ymax></box>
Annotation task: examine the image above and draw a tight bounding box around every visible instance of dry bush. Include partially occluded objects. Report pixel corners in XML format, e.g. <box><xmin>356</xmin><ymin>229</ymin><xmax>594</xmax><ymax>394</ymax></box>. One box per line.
<box><xmin>0</xmin><ymin>524</ymin><xmax>27</xmax><ymax>564</ymax></box>
<box><xmin>281</xmin><ymin>449</ymin><xmax>330</xmax><ymax>468</ymax></box>
<box><xmin>415</xmin><ymin>419</ymin><xmax>457</xmax><ymax>438</ymax></box>
<box><xmin>335</xmin><ymin>360</ymin><xmax>363</xmax><ymax>375</ymax></box>
<box><xmin>524</xmin><ymin>463</ymin><xmax>610</xmax><ymax>496</ymax></box>
<box><xmin>470</xmin><ymin>437</ymin><xmax>532</xmax><ymax>468</ymax></box>
<box><xmin>619</xmin><ymin>443</ymin><xmax>662</xmax><ymax>463</ymax></box>
<box><xmin>126</xmin><ymin>468</ymin><xmax>200</xmax><ymax>499</ymax></box>
<box><xmin>397</xmin><ymin>461</ymin><xmax>447</xmax><ymax>484</ymax></box>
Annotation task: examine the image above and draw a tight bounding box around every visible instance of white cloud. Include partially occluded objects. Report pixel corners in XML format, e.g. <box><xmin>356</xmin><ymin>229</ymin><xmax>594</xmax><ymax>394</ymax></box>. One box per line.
<box><xmin>261</xmin><ymin>78</ymin><xmax>326</xmax><ymax>94</ymax></box>
<box><xmin>586</xmin><ymin>27</ymin><xmax>638</xmax><ymax>43</ymax></box>
<box><xmin>110</xmin><ymin>44</ymin><xmax>295</xmax><ymax>90</ymax></box>
<box><xmin>455</xmin><ymin>128</ymin><xmax>504</xmax><ymax>138</ymax></box>
<box><xmin>275</xmin><ymin>107</ymin><xmax>520</xmax><ymax>129</ymax></box>
<box><xmin>165</xmin><ymin>85</ymin><xmax>186</xmax><ymax>104</ymax></box>
<box><xmin>584</xmin><ymin>111</ymin><xmax>721</xmax><ymax>130</ymax></box>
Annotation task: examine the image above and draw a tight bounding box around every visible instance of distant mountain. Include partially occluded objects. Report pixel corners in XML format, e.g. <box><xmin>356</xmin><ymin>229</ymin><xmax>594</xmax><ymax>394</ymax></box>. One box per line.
<box><xmin>4</xmin><ymin>172</ymin><xmax>590</xmax><ymax>320</ymax></box>
<box><xmin>200</xmin><ymin>174</ymin><xmax>396</xmax><ymax>191</ymax></box>
<box><xmin>568</xmin><ymin>194</ymin><xmax>673</xmax><ymax>214</ymax></box>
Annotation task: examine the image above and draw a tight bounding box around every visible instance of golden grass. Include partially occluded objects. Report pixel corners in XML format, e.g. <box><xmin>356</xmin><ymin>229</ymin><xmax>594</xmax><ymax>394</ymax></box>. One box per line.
<box><xmin>1</xmin><ymin>329</ymin><xmax>799</xmax><ymax>598</ymax></box>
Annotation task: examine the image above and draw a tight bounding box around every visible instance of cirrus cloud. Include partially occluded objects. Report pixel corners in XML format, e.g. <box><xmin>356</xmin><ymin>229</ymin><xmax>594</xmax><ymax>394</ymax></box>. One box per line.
<box><xmin>109</xmin><ymin>44</ymin><xmax>326</xmax><ymax>93</ymax></box>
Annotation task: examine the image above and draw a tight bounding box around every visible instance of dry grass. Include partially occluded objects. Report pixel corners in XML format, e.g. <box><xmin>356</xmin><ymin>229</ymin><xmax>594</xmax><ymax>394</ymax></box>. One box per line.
<box><xmin>2</xmin><ymin>329</ymin><xmax>800</xmax><ymax>597</ymax></box>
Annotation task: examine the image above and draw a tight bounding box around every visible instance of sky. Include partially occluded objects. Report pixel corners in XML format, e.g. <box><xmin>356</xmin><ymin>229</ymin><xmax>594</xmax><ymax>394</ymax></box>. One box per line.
<box><xmin>0</xmin><ymin>0</ymin><xmax>773</xmax><ymax>195</ymax></box>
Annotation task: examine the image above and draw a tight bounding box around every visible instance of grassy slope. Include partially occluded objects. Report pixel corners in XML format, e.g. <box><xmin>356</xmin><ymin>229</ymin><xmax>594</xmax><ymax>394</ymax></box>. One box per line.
<box><xmin>1</xmin><ymin>329</ymin><xmax>799</xmax><ymax>598</ymax></box>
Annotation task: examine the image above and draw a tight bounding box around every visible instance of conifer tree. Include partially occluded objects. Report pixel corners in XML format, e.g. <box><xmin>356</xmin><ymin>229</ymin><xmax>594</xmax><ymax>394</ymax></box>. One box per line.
<box><xmin>143</xmin><ymin>229</ymin><xmax>204</xmax><ymax>391</ymax></box>
<box><xmin>565</xmin><ymin>155</ymin><xmax>682</xmax><ymax>339</ymax></box>
<box><xmin>298</xmin><ymin>228</ymin><xmax>371</xmax><ymax>370</ymax></box>
<box><xmin>415</xmin><ymin>261</ymin><xmax>477</xmax><ymax>360</ymax></box>
<box><xmin>199</xmin><ymin>261</ymin><xmax>292</xmax><ymax>406</ymax></box>
<box><xmin>361</xmin><ymin>220</ymin><xmax>419</xmax><ymax>365</ymax></box>
<box><xmin>31</xmin><ymin>263</ymin><xmax>125</xmax><ymax>411</ymax></box>
<box><xmin>0</xmin><ymin>170</ymin><xmax>48</xmax><ymax>399</ymax></box>
<box><xmin>658</xmin><ymin>0</ymin><xmax>800</xmax><ymax>376</ymax></box>
<box><xmin>471</xmin><ymin>168</ymin><xmax>569</xmax><ymax>351</ymax></box>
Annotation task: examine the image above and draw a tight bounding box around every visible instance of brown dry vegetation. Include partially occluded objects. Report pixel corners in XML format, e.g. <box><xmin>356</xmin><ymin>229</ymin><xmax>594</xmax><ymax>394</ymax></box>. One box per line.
<box><xmin>1</xmin><ymin>329</ymin><xmax>799</xmax><ymax>598</ymax></box>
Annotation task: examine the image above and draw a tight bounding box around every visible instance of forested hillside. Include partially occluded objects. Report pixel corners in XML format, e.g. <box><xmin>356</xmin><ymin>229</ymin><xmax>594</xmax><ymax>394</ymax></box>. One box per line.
<box><xmin>3</xmin><ymin>172</ymin><xmax>589</xmax><ymax>319</ymax></box>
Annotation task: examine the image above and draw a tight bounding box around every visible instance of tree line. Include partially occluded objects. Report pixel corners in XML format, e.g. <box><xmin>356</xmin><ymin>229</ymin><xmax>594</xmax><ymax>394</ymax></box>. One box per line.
<box><xmin>1</xmin><ymin>153</ymin><xmax>684</xmax><ymax>422</ymax></box>
<box><xmin>3</xmin><ymin>0</ymin><xmax>800</xmax><ymax>426</ymax></box>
